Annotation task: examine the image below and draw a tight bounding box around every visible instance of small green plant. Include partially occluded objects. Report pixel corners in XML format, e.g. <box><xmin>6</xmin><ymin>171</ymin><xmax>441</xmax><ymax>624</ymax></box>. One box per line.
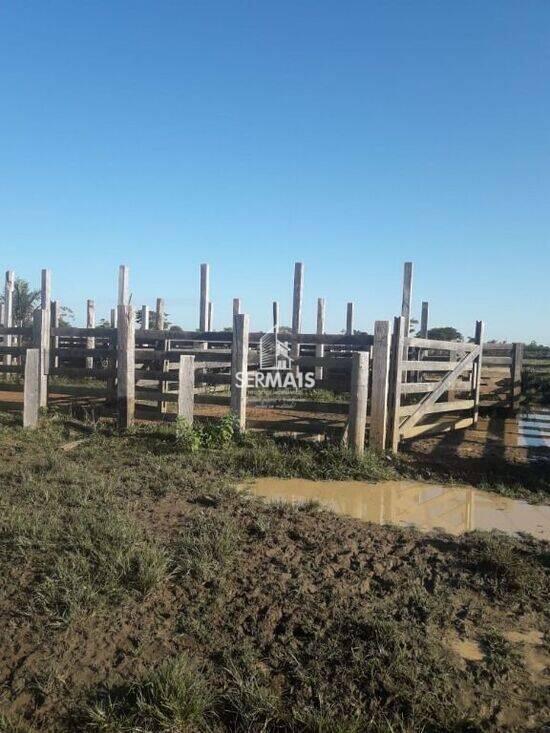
<box><xmin>174</xmin><ymin>417</ymin><xmax>201</xmax><ymax>453</ymax></box>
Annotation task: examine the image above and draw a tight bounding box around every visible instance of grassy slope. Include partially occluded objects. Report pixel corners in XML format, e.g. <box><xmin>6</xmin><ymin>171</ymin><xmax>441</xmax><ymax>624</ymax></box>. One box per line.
<box><xmin>0</xmin><ymin>414</ymin><xmax>548</xmax><ymax>732</ymax></box>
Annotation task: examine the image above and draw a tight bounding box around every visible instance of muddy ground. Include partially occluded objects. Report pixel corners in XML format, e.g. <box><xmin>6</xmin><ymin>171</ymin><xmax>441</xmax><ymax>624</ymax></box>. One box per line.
<box><xmin>0</xmin><ymin>416</ymin><xmax>548</xmax><ymax>731</ymax></box>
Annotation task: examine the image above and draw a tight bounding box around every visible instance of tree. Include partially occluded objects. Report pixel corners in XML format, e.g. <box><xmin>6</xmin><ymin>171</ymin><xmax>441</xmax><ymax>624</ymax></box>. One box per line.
<box><xmin>135</xmin><ymin>310</ymin><xmax>171</xmax><ymax>329</ymax></box>
<box><xmin>425</xmin><ymin>326</ymin><xmax>463</xmax><ymax>342</ymax></box>
<box><xmin>59</xmin><ymin>305</ymin><xmax>75</xmax><ymax>327</ymax></box>
<box><xmin>0</xmin><ymin>277</ymin><xmax>40</xmax><ymax>326</ymax></box>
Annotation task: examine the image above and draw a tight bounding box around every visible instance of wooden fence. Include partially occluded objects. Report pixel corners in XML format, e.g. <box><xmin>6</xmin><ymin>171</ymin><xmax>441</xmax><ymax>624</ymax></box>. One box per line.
<box><xmin>0</xmin><ymin>262</ymin><xmax>531</xmax><ymax>454</ymax></box>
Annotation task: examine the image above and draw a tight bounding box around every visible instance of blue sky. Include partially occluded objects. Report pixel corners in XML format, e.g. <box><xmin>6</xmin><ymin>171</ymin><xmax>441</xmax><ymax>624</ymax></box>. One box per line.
<box><xmin>1</xmin><ymin>1</ymin><xmax>548</xmax><ymax>342</ymax></box>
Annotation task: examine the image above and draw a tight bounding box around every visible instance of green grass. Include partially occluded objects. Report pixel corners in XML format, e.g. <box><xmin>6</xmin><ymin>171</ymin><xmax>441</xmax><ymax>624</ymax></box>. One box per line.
<box><xmin>0</xmin><ymin>414</ymin><xmax>548</xmax><ymax>731</ymax></box>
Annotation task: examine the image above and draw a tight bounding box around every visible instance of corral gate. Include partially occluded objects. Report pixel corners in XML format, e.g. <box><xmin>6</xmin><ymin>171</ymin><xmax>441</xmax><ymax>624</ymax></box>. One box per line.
<box><xmin>388</xmin><ymin>316</ymin><xmax>484</xmax><ymax>452</ymax></box>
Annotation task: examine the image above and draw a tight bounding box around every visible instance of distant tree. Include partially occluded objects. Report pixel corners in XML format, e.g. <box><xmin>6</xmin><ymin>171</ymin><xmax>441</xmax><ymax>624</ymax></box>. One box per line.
<box><xmin>98</xmin><ymin>318</ymin><xmax>111</xmax><ymax>329</ymax></box>
<box><xmin>136</xmin><ymin>310</ymin><xmax>171</xmax><ymax>329</ymax></box>
<box><xmin>59</xmin><ymin>305</ymin><xmax>75</xmax><ymax>327</ymax></box>
<box><xmin>0</xmin><ymin>278</ymin><xmax>40</xmax><ymax>326</ymax></box>
<box><xmin>425</xmin><ymin>326</ymin><xmax>463</xmax><ymax>342</ymax></box>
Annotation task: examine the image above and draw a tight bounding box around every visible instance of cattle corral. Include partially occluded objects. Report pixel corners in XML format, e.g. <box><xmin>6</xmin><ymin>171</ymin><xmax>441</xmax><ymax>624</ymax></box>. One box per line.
<box><xmin>0</xmin><ymin>261</ymin><xmax>535</xmax><ymax>454</ymax></box>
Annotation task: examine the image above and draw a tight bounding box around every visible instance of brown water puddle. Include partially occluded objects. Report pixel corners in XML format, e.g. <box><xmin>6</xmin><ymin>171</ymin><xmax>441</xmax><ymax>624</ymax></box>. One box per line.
<box><xmin>245</xmin><ymin>478</ymin><xmax>550</xmax><ymax>539</ymax></box>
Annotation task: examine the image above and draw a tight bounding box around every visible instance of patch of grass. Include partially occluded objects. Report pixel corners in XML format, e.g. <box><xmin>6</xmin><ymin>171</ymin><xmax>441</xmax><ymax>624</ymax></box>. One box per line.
<box><xmin>0</xmin><ymin>713</ymin><xmax>36</xmax><ymax>733</ymax></box>
<box><xmin>79</xmin><ymin>656</ymin><xmax>214</xmax><ymax>732</ymax></box>
<box><xmin>171</xmin><ymin>512</ymin><xmax>241</xmax><ymax>584</ymax></box>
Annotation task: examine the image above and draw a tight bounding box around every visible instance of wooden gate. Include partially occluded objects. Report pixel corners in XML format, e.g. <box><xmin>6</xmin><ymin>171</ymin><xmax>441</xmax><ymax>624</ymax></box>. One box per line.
<box><xmin>388</xmin><ymin>317</ymin><xmax>484</xmax><ymax>451</ymax></box>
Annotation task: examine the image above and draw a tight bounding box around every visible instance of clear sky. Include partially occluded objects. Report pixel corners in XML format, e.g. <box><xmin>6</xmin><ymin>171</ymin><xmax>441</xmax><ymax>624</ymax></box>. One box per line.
<box><xmin>1</xmin><ymin>1</ymin><xmax>548</xmax><ymax>342</ymax></box>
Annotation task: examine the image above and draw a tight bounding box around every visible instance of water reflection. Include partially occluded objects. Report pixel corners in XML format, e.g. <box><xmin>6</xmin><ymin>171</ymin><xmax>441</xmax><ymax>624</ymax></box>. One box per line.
<box><xmin>246</xmin><ymin>478</ymin><xmax>550</xmax><ymax>540</ymax></box>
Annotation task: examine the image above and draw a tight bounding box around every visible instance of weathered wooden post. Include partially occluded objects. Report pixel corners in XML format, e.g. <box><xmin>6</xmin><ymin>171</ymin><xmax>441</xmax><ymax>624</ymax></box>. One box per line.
<box><xmin>155</xmin><ymin>298</ymin><xmax>169</xmax><ymax>415</ymax></box>
<box><xmin>472</xmin><ymin>320</ymin><xmax>485</xmax><ymax>425</ymax></box>
<box><xmin>401</xmin><ymin>262</ymin><xmax>413</xmax><ymax>338</ymax></box>
<box><xmin>208</xmin><ymin>301</ymin><xmax>214</xmax><ymax>331</ymax></box>
<box><xmin>38</xmin><ymin>269</ymin><xmax>51</xmax><ymax>407</ymax></box>
<box><xmin>141</xmin><ymin>305</ymin><xmax>149</xmax><ymax>330</ymax></box>
<box><xmin>199</xmin><ymin>264</ymin><xmax>209</xmax><ymax>331</ymax></box>
<box><xmin>231</xmin><ymin>313</ymin><xmax>249</xmax><ymax>431</ymax></box>
<box><xmin>32</xmin><ymin>308</ymin><xmax>49</xmax><ymax>409</ymax></box>
<box><xmin>50</xmin><ymin>300</ymin><xmax>59</xmax><ymax>369</ymax></box>
<box><xmin>110</xmin><ymin>308</ymin><xmax>117</xmax><ymax>328</ymax></box>
<box><xmin>177</xmin><ymin>355</ymin><xmax>195</xmax><ymax>425</ymax></box>
<box><xmin>315</xmin><ymin>298</ymin><xmax>325</xmax><ymax>382</ymax></box>
<box><xmin>118</xmin><ymin>265</ymin><xmax>129</xmax><ymax>309</ymax></box>
<box><xmin>291</xmin><ymin>262</ymin><xmax>304</xmax><ymax>372</ymax></box>
<box><xmin>346</xmin><ymin>302</ymin><xmax>354</xmax><ymax>336</ymax></box>
<box><xmin>86</xmin><ymin>299</ymin><xmax>95</xmax><ymax>370</ymax></box>
<box><xmin>3</xmin><ymin>271</ymin><xmax>15</xmax><ymax>370</ymax></box>
<box><xmin>370</xmin><ymin>320</ymin><xmax>391</xmax><ymax>450</ymax></box>
<box><xmin>348</xmin><ymin>351</ymin><xmax>369</xmax><ymax>455</ymax></box>
<box><xmin>23</xmin><ymin>348</ymin><xmax>40</xmax><ymax>429</ymax></box>
<box><xmin>233</xmin><ymin>298</ymin><xmax>241</xmax><ymax>318</ymax></box>
<box><xmin>420</xmin><ymin>301</ymin><xmax>429</xmax><ymax>338</ymax></box>
<box><xmin>117</xmin><ymin>303</ymin><xmax>135</xmax><ymax>429</ymax></box>
<box><xmin>272</xmin><ymin>301</ymin><xmax>279</xmax><ymax>334</ymax></box>
<box><xmin>510</xmin><ymin>342</ymin><xmax>524</xmax><ymax>413</ymax></box>
<box><xmin>389</xmin><ymin>316</ymin><xmax>406</xmax><ymax>453</ymax></box>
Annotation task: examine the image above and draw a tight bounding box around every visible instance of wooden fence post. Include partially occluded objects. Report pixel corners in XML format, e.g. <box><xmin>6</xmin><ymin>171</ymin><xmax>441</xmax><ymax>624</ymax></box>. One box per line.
<box><xmin>472</xmin><ymin>320</ymin><xmax>485</xmax><ymax>425</ymax></box>
<box><xmin>117</xmin><ymin>304</ymin><xmax>135</xmax><ymax>429</ymax></box>
<box><xmin>231</xmin><ymin>313</ymin><xmax>249</xmax><ymax>431</ymax></box>
<box><xmin>199</xmin><ymin>264</ymin><xmax>209</xmax><ymax>331</ymax></box>
<box><xmin>272</xmin><ymin>301</ymin><xmax>279</xmax><ymax>333</ymax></box>
<box><xmin>32</xmin><ymin>308</ymin><xmax>49</xmax><ymax>409</ymax></box>
<box><xmin>23</xmin><ymin>348</ymin><xmax>40</xmax><ymax>428</ymax></box>
<box><xmin>346</xmin><ymin>302</ymin><xmax>354</xmax><ymax>336</ymax></box>
<box><xmin>4</xmin><ymin>271</ymin><xmax>15</xmax><ymax>370</ymax></box>
<box><xmin>178</xmin><ymin>355</ymin><xmax>195</xmax><ymax>425</ymax></box>
<box><xmin>348</xmin><ymin>351</ymin><xmax>369</xmax><ymax>455</ymax></box>
<box><xmin>86</xmin><ymin>299</ymin><xmax>95</xmax><ymax>370</ymax></box>
<box><xmin>233</xmin><ymin>298</ymin><xmax>241</xmax><ymax>318</ymax></box>
<box><xmin>511</xmin><ymin>342</ymin><xmax>524</xmax><ymax>413</ymax></box>
<box><xmin>118</xmin><ymin>265</ymin><xmax>129</xmax><ymax>307</ymax></box>
<box><xmin>156</xmin><ymin>297</ymin><xmax>169</xmax><ymax>415</ymax></box>
<box><xmin>370</xmin><ymin>320</ymin><xmax>391</xmax><ymax>450</ymax></box>
<box><xmin>315</xmin><ymin>297</ymin><xmax>325</xmax><ymax>382</ymax></box>
<box><xmin>110</xmin><ymin>308</ymin><xmax>117</xmax><ymax>328</ymax></box>
<box><xmin>291</xmin><ymin>262</ymin><xmax>304</xmax><ymax>370</ymax></box>
<box><xmin>401</xmin><ymin>262</ymin><xmax>413</xmax><ymax>339</ymax></box>
<box><xmin>389</xmin><ymin>316</ymin><xmax>406</xmax><ymax>453</ymax></box>
<box><xmin>141</xmin><ymin>305</ymin><xmax>149</xmax><ymax>330</ymax></box>
<box><xmin>208</xmin><ymin>301</ymin><xmax>214</xmax><ymax>331</ymax></box>
<box><xmin>420</xmin><ymin>301</ymin><xmax>429</xmax><ymax>338</ymax></box>
<box><xmin>51</xmin><ymin>300</ymin><xmax>59</xmax><ymax>369</ymax></box>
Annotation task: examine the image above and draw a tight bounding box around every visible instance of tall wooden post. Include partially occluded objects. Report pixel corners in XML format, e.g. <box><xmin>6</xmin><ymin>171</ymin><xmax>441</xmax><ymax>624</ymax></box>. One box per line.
<box><xmin>4</xmin><ymin>271</ymin><xmax>15</xmax><ymax>369</ymax></box>
<box><xmin>346</xmin><ymin>302</ymin><xmax>354</xmax><ymax>336</ymax></box>
<box><xmin>511</xmin><ymin>342</ymin><xmax>524</xmax><ymax>413</ymax></box>
<box><xmin>199</xmin><ymin>263</ymin><xmax>209</xmax><ymax>331</ymax></box>
<box><xmin>389</xmin><ymin>316</ymin><xmax>406</xmax><ymax>453</ymax></box>
<box><xmin>420</xmin><ymin>301</ymin><xmax>429</xmax><ymax>338</ymax></box>
<box><xmin>86</xmin><ymin>299</ymin><xmax>95</xmax><ymax>370</ymax></box>
<box><xmin>401</xmin><ymin>262</ymin><xmax>413</xmax><ymax>338</ymax></box>
<box><xmin>272</xmin><ymin>301</ymin><xmax>279</xmax><ymax>334</ymax></box>
<box><xmin>117</xmin><ymin>304</ymin><xmax>135</xmax><ymax>429</ymax></box>
<box><xmin>23</xmin><ymin>348</ymin><xmax>40</xmax><ymax>429</ymax></box>
<box><xmin>156</xmin><ymin>298</ymin><xmax>168</xmax><ymax>415</ymax></box>
<box><xmin>370</xmin><ymin>320</ymin><xmax>391</xmax><ymax>450</ymax></box>
<box><xmin>348</xmin><ymin>351</ymin><xmax>369</xmax><ymax>455</ymax></box>
<box><xmin>315</xmin><ymin>298</ymin><xmax>325</xmax><ymax>382</ymax></box>
<box><xmin>233</xmin><ymin>298</ymin><xmax>241</xmax><ymax>318</ymax></box>
<box><xmin>110</xmin><ymin>308</ymin><xmax>117</xmax><ymax>328</ymax></box>
<box><xmin>472</xmin><ymin>320</ymin><xmax>485</xmax><ymax>425</ymax></box>
<box><xmin>32</xmin><ymin>308</ymin><xmax>49</xmax><ymax>409</ymax></box>
<box><xmin>208</xmin><ymin>301</ymin><xmax>214</xmax><ymax>331</ymax></box>
<box><xmin>177</xmin><ymin>355</ymin><xmax>195</xmax><ymax>425</ymax></box>
<box><xmin>141</xmin><ymin>305</ymin><xmax>149</xmax><ymax>330</ymax></box>
<box><xmin>118</xmin><ymin>265</ymin><xmax>129</xmax><ymax>307</ymax></box>
<box><xmin>291</xmin><ymin>262</ymin><xmax>304</xmax><ymax>370</ymax></box>
<box><xmin>50</xmin><ymin>301</ymin><xmax>59</xmax><ymax>369</ymax></box>
<box><xmin>231</xmin><ymin>313</ymin><xmax>249</xmax><ymax>432</ymax></box>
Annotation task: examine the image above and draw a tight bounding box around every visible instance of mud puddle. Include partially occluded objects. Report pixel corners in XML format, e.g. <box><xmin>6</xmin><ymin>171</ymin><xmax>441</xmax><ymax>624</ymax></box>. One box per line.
<box><xmin>245</xmin><ymin>478</ymin><xmax>550</xmax><ymax>539</ymax></box>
